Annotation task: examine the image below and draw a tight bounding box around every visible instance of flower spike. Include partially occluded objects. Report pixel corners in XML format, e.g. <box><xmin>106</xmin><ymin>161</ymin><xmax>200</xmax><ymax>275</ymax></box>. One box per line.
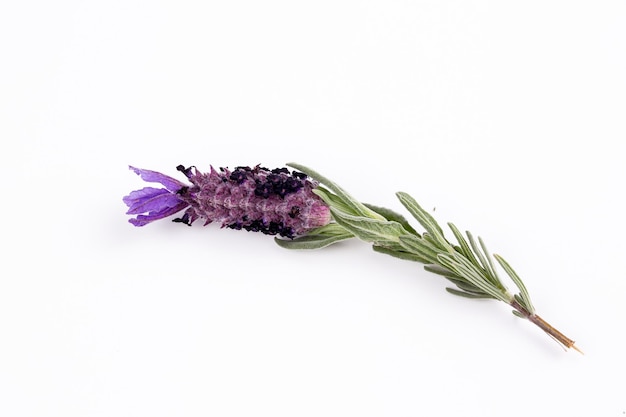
<box><xmin>123</xmin><ymin>164</ymin><xmax>331</xmax><ymax>238</ymax></box>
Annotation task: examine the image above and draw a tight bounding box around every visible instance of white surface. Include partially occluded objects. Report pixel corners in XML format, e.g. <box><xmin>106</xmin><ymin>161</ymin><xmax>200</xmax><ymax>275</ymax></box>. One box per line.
<box><xmin>1</xmin><ymin>1</ymin><xmax>624</xmax><ymax>416</ymax></box>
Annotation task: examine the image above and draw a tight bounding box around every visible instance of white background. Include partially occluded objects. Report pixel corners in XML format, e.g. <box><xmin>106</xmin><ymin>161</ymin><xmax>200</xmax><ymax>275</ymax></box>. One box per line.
<box><xmin>1</xmin><ymin>1</ymin><xmax>625</xmax><ymax>416</ymax></box>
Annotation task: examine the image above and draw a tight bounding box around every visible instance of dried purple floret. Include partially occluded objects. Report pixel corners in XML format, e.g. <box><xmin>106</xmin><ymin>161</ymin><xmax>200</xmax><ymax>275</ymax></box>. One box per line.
<box><xmin>123</xmin><ymin>164</ymin><xmax>331</xmax><ymax>238</ymax></box>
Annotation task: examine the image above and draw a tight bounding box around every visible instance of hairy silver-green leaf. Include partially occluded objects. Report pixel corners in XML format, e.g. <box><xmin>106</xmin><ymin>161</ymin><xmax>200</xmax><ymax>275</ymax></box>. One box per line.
<box><xmin>364</xmin><ymin>203</ymin><xmax>418</xmax><ymax>235</ymax></box>
<box><xmin>396</xmin><ymin>192</ymin><xmax>447</xmax><ymax>246</ymax></box>
<box><xmin>512</xmin><ymin>310</ymin><xmax>525</xmax><ymax>318</ymax></box>
<box><xmin>422</xmin><ymin>232</ymin><xmax>451</xmax><ymax>253</ymax></box>
<box><xmin>478</xmin><ymin>236</ymin><xmax>506</xmax><ymax>290</ymax></box>
<box><xmin>495</xmin><ymin>254</ymin><xmax>535</xmax><ymax>314</ymax></box>
<box><xmin>423</xmin><ymin>264</ymin><xmax>460</xmax><ymax>280</ymax></box>
<box><xmin>330</xmin><ymin>207</ymin><xmax>407</xmax><ymax>244</ymax></box>
<box><xmin>274</xmin><ymin>224</ymin><xmax>354</xmax><ymax>249</ymax></box>
<box><xmin>288</xmin><ymin>163</ymin><xmax>384</xmax><ymax>220</ymax></box>
<box><xmin>446</xmin><ymin>287</ymin><xmax>493</xmax><ymax>299</ymax></box>
<box><xmin>448</xmin><ymin>223</ymin><xmax>481</xmax><ymax>269</ymax></box>
<box><xmin>312</xmin><ymin>186</ymin><xmax>354</xmax><ymax>214</ymax></box>
<box><xmin>453</xmin><ymin>280</ymin><xmax>491</xmax><ymax>296</ymax></box>
<box><xmin>397</xmin><ymin>234</ymin><xmax>440</xmax><ymax>264</ymax></box>
<box><xmin>438</xmin><ymin>253</ymin><xmax>511</xmax><ymax>303</ymax></box>
<box><xmin>465</xmin><ymin>231</ymin><xmax>506</xmax><ymax>290</ymax></box>
<box><xmin>372</xmin><ymin>245</ymin><xmax>430</xmax><ymax>263</ymax></box>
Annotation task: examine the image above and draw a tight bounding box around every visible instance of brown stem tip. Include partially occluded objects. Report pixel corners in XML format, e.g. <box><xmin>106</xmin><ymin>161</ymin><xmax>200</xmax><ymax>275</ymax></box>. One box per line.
<box><xmin>511</xmin><ymin>300</ymin><xmax>582</xmax><ymax>354</ymax></box>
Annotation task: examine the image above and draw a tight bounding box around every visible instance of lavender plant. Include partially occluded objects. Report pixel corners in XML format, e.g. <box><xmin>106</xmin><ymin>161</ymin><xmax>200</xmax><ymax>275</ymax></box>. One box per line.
<box><xmin>124</xmin><ymin>163</ymin><xmax>580</xmax><ymax>352</ymax></box>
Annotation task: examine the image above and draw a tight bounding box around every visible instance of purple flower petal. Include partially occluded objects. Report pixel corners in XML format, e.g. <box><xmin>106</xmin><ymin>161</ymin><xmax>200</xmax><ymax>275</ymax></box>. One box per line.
<box><xmin>128</xmin><ymin>166</ymin><xmax>186</xmax><ymax>192</ymax></box>
<box><xmin>124</xmin><ymin>187</ymin><xmax>184</xmax><ymax>215</ymax></box>
<box><xmin>124</xmin><ymin>167</ymin><xmax>192</xmax><ymax>226</ymax></box>
<box><xmin>128</xmin><ymin>201</ymin><xmax>190</xmax><ymax>226</ymax></box>
<box><xmin>123</xmin><ymin>187</ymin><xmax>168</xmax><ymax>210</ymax></box>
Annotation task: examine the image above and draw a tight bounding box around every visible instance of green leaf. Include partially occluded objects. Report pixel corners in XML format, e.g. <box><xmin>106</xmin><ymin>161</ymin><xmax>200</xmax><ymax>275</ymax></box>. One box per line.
<box><xmin>464</xmin><ymin>231</ymin><xmax>506</xmax><ymax>290</ymax></box>
<box><xmin>438</xmin><ymin>253</ymin><xmax>510</xmax><ymax>303</ymax></box>
<box><xmin>274</xmin><ymin>224</ymin><xmax>354</xmax><ymax>249</ymax></box>
<box><xmin>465</xmin><ymin>231</ymin><xmax>489</xmax><ymax>275</ymax></box>
<box><xmin>424</xmin><ymin>264</ymin><xmax>460</xmax><ymax>280</ymax></box>
<box><xmin>397</xmin><ymin>234</ymin><xmax>440</xmax><ymax>264</ymax></box>
<box><xmin>446</xmin><ymin>287</ymin><xmax>493</xmax><ymax>299</ymax></box>
<box><xmin>364</xmin><ymin>203</ymin><xmax>419</xmax><ymax>235</ymax></box>
<box><xmin>425</xmin><ymin>264</ymin><xmax>488</xmax><ymax>296</ymax></box>
<box><xmin>372</xmin><ymin>245</ymin><xmax>430</xmax><ymax>263</ymax></box>
<box><xmin>512</xmin><ymin>310</ymin><xmax>525</xmax><ymax>318</ymax></box>
<box><xmin>330</xmin><ymin>207</ymin><xmax>407</xmax><ymax>245</ymax></box>
<box><xmin>453</xmin><ymin>280</ymin><xmax>491</xmax><ymax>296</ymax></box>
<box><xmin>288</xmin><ymin>163</ymin><xmax>384</xmax><ymax>220</ymax></box>
<box><xmin>478</xmin><ymin>236</ymin><xmax>505</xmax><ymax>290</ymax></box>
<box><xmin>396</xmin><ymin>192</ymin><xmax>448</xmax><ymax>248</ymax></box>
<box><xmin>422</xmin><ymin>232</ymin><xmax>450</xmax><ymax>253</ymax></box>
<box><xmin>312</xmin><ymin>186</ymin><xmax>353</xmax><ymax>214</ymax></box>
<box><xmin>448</xmin><ymin>223</ymin><xmax>481</xmax><ymax>269</ymax></box>
<box><xmin>306</xmin><ymin>222</ymin><xmax>349</xmax><ymax>235</ymax></box>
<box><xmin>494</xmin><ymin>254</ymin><xmax>535</xmax><ymax>314</ymax></box>
<box><xmin>513</xmin><ymin>294</ymin><xmax>528</xmax><ymax>310</ymax></box>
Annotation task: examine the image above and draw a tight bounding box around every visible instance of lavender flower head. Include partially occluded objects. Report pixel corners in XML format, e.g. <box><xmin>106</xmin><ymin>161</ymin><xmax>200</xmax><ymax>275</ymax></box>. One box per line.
<box><xmin>123</xmin><ymin>164</ymin><xmax>332</xmax><ymax>238</ymax></box>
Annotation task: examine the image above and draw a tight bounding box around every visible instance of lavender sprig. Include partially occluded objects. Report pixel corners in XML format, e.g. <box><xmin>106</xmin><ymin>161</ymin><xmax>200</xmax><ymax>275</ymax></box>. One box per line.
<box><xmin>124</xmin><ymin>162</ymin><xmax>580</xmax><ymax>352</ymax></box>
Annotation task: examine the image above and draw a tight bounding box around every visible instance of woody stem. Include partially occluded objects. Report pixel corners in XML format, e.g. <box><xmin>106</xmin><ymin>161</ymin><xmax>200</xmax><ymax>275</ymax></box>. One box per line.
<box><xmin>510</xmin><ymin>299</ymin><xmax>581</xmax><ymax>353</ymax></box>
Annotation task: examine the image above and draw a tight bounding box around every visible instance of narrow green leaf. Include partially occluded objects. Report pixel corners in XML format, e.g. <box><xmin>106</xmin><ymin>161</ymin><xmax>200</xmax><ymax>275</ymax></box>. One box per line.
<box><xmin>478</xmin><ymin>236</ymin><xmax>506</xmax><ymax>290</ymax></box>
<box><xmin>434</xmin><ymin>271</ymin><xmax>470</xmax><ymax>286</ymax></box>
<box><xmin>274</xmin><ymin>223</ymin><xmax>354</xmax><ymax>249</ymax></box>
<box><xmin>372</xmin><ymin>245</ymin><xmax>430</xmax><ymax>263</ymax></box>
<box><xmin>330</xmin><ymin>207</ymin><xmax>407</xmax><ymax>245</ymax></box>
<box><xmin>397</xmin><ymin>235</ymin><xmax>440</xmax><ymax>263</ymax></box>
<box><xmin>396</xmin><ymin>192</ymin><xmax>448</xmax><ymax>248</ymax></box>
<box><xmin>274</xmin><ymin>232</ymin><xmax>353</xmax><ymax>250</ymax></box>
<box><xmin>424</xmin><ymin>264</ymin><xmax>485</xmax><ymax>295</ymax></box>
<box><xmin>288</xmin><ymin>163</ymin><xmax>384</xmax><ymax>220</ymax></box>
<box><xmin>495</xmin><ymin>254</ymin><xmax>535</xmax><ymax>314</ymax></box>
<box><xmin>364</xmin><ymin>203</ymin><xmax>418</xmax><ymax>235</ymax></box>
<box><xmin>305</xmin><ymin>222</ymin><xmax>350</xmax><ymax>236</ymax></box>
<box><xmin>512</xmin><ymin>310</ymin><xmax>525</xmax><ymax>318</ymax></box>
<box><xmin>422</xmin><ymin>232</ymin><xmax>451</xmax><ymax>253</ymax></box>
<box><xmin>513</xmin><ymin>294</ymin><xmax>529</xmax><ymax>311</ymax></box>
<box><xmin>423</xmin><ymin>263</ymin><xmax>459</xmax><ymax>279</ymax></box>
<box><xmin>438</xmin><ymin>253</ymin><xmax>510</xmax><ymax>302</ymax></box>
<box><xmin>312</xmin><ymin>186</ymin><xmax>353</xmax><ymax>214</ymax></box>
<box><xmin>448</xmin><ymin>223</ymin><xmax>481</xmax><ymax>269</ymax></box>
<box><xmin>446</xmin><ymin>287</ymin><xmax>493</xmax><ymax>299</ymax></box>
<box><xmin>453</xmin><ymin>280</ymin><xmax>491</xmax><ymax>296</ymax></box>
<box><xmin>465</xmin><ymin>231</ymin><xmax>497</xmax><ymax>287</ymax></box>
